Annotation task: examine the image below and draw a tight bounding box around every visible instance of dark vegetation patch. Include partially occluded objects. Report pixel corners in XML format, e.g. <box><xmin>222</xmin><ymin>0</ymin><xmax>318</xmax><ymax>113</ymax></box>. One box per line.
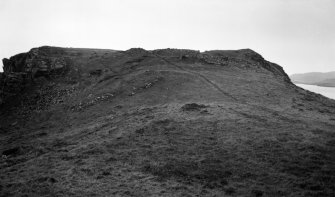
<box><xmin>50</xmin><ymin>138</ymin><xmax>74</xmax><ymax>150</ymax></box>
<box><xmin>224</xmin><ymin>186</ymin><xmax>236</xmax><ymax>195</ymax></box>
<box><xmin>142</xmin><ymin>159</ymin><xmax>232</xmax><ymax>189</ymax></box>
<box><xmin>181</xmin><ymin>103</ymin><xmax>207</xmax><ymax>111</ymax></box>
<box><xmin>1</xmin><ymin>145</ymin><xmax>40</xmax><ymax>158</ymax></box>
<box><xmin>1</xmin><ymin>176</ymin><xmax>58</xmax><ymax>196</ymax></box>
<box><xmin>279</xmin><ymin>143</ymin><xmax>335</xmax><ymax>196</ymax></box>
<box><xmin>89</xmin><ymin>69</ymin><xmax>102</xmax><ymax>76</ymax></box>
<box><xmin>251</xmin><ymin>189</ymin><xmax>264</xmax><ymax>197</ymax></box>
<box><xmin>125</xmin><ymin>57</ymin><xmax>145</xmax><ymax>64</ymax></box>
<box><xmin>311</xmin><ymin>128</ymin><xmax>335</xmax><ymax>138</ymax></box>
<box><xmin>2</xmin><ymin>147</ymin><xmax>21</xmax><ymax>157</ymax></box>
<box><xmin>98</xmin><ymin>74</ymin><xmax>117</xmax><ymax>83</ymax></box>
<box><xmin>34</xmin><ymin>177</ymin><xmax>57</xmax><ymax>184</ymax></box>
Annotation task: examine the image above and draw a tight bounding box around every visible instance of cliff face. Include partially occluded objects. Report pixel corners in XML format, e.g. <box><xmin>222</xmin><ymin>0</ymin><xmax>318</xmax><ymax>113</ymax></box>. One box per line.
<box><xmin>1</xmin><ymin>46</ymin><xmax>70</xmax><ymax>104</ymax></box>
<box><xmin>0</xmin><ymin>47</ymin><xmax>334</xmax><ymax>197</ymax></box>
<box><xmin>2</xmin><ymin>46</ymin><xmax>69</xmax><ymax>74</ymax></box>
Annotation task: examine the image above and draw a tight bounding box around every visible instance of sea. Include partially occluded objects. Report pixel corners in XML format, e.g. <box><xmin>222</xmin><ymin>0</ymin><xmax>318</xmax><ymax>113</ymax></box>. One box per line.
<box><xmin>295</xmin><ymin>84</ymin><xmax>335</xmax><ymax>100</ymax></box>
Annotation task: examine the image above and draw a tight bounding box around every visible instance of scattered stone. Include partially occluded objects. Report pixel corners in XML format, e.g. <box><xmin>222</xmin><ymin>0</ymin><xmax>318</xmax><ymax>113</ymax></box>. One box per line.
<box><xmin>69</xmin><ymin>92</ymin><xmax>115</xmax><ymax>111</ymax></box>
<box><xmin>198</xmin><ymin>54</ymin><xmax>229</xmax><ymax>65</ymax></box>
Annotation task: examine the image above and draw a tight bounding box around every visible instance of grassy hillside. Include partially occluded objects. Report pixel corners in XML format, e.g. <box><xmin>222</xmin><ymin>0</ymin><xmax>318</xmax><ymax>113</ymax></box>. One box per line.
<box><xmin>1</xmin><ymin>47</ymin><xmax>335</xmax><ymax>197</ymax></box>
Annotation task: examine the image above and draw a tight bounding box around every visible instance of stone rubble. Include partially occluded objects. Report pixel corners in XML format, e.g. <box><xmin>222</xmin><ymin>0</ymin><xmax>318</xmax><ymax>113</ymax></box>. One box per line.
<box><xmin>69</xmin><ymin>93</ymin><xmax>115</xmax><ymax>111</ymax></box>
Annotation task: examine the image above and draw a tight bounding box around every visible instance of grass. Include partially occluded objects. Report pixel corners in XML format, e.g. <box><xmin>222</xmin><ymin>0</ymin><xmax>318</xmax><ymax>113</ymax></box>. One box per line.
<box><xmin>1</xmin><ymin>47</ymin><xmax>335</xmax><ymax>196</ymax></box>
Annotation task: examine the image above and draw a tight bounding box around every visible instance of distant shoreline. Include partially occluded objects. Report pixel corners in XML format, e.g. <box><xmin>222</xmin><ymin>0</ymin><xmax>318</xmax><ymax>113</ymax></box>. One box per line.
<box><xmin>293</xmin><ymin>82</ymin><xmax>335</xmax><ymax>88</ymax></box>
<box><xmin>295</xmin><ymin>83</ymin><xmax>335</xmax><ymax>100</ymax></box>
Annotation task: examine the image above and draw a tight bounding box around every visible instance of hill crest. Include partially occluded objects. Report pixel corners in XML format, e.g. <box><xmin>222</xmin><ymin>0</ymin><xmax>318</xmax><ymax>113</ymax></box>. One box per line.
<box><xmin>0</xmin><ymin>46</ymin><xmax>291</xmax><ymax>105</ymax></box>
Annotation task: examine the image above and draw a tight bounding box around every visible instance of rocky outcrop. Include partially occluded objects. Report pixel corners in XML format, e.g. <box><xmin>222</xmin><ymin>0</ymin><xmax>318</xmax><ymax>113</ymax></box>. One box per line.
<box><xmin>2</xmin><ymin>47</ymin><xmax>68</xmax><ymax>76</ymax></box>
<box><xmin>199</xmin><ymin>49</ymin><xmax>291</xmax><ymax>82</ymax></box>
<box><xmin>1</xmin><ymin>46</ymin><xmax>69</xmax><ymax>105</ymax></box>
<box><xmin>148</xmin><ymin>48</ymin><xmax>291</xmax><ymax>82</ymax></box>
<box><xmin>152</xmin><ymin>48</ymin><xmax>200</xmax><ymax>57</ymax></box>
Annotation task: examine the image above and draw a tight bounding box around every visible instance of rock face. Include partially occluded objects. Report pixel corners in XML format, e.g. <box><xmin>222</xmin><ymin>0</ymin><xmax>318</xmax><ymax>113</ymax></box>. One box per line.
<box><xmin>1</xmin><ymin>46</ymin><xmax>69</xmax><ymax>104</ymax></box>
<box><xmin>2</xmin><ymin>47</ymin><xmax>68</xmax><ymax>74</ymax></box>
<box><xmin>201</xmin><ymin>49</ymin><xmax>290</xmax><ymax>81</ymax></box>
<box><xmin>152</xmin><ymin>48</ymin><xmax>291</xmax><ymax>83</ymax></box>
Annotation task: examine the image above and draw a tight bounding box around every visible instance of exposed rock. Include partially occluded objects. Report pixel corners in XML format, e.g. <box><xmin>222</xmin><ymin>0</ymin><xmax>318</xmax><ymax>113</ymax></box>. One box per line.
<box><xmin>198</xmin><ymin>53</ymin><xmax>229</xmax><ymax>65</ymax></box>
<box><xmin>2</xmin><ymin>47</ymin><xmax>68</xmax><ymax>76</ymax></box>
<box><xmin>152</xmin><ymin>48</ymin><xmax>200</xmax><ymax>57</ymax></box>
<box><xmin>149</xmin><ymin>48</ymin><xmax>291</xmax><ymax>83</ymax></box>
<box><xmin>200</xmin><ymin>49</ymin><xmax>291</xmax><ymax>82</ymax></box>
<box><xmin>0</xmin><ymin>46</ymin><xmax>69</xmax><ymax>105</ymax></box>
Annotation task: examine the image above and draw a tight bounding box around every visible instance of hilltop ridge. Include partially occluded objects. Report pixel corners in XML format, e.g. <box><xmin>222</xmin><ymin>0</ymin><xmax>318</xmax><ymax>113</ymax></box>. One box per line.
<box><xmin>1</xmin><ymin>46</ymin><xmax>291</xmax><ymax>105</ymax></box>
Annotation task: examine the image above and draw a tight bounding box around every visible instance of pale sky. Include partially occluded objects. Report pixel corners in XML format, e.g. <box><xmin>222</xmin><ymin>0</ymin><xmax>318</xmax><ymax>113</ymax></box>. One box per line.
<box><xmin>0</xmin><ymin>0</ymin><xmax>334</xmax><ymax>74</ymax></box>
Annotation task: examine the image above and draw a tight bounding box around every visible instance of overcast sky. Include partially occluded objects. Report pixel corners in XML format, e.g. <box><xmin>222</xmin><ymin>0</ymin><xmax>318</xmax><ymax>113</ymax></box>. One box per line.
<box><xmin>0</xmin><ymin>0</ymin><xmax>334</xmax><ymax>74</ymax></box>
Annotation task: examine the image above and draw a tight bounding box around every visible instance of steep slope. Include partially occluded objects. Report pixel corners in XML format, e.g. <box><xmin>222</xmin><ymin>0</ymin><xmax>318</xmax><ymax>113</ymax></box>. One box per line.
<box><xmin>0</xmin><ymin>46</ymin><xmax>335</xmax><ymax>197</ymax></box>
<box><xmin>291</xmin><ymin>71</ymin><xmax>335</xmax><ymax>87</ymax></box>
